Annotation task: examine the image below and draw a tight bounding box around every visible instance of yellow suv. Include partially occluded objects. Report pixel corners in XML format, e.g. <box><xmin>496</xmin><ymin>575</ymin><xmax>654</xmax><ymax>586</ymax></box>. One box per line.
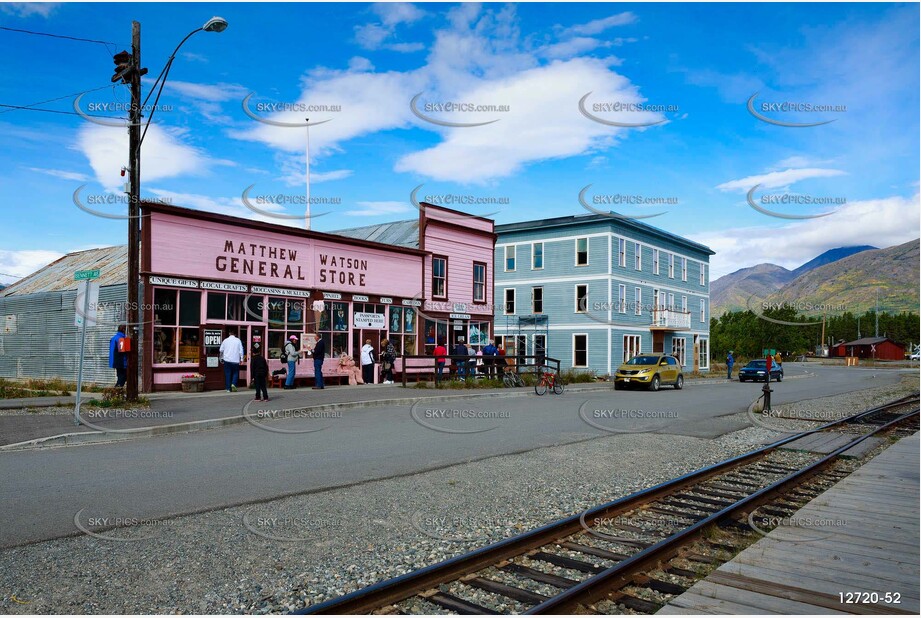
<box><xmin>614</xmin><ymin>353</ymin><xmax>684</xmax><ymax>391</ymax></box>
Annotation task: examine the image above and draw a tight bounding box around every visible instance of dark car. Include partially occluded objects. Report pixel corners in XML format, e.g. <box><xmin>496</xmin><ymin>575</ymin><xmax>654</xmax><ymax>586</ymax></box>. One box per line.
<box><xmin>739</xmin><ymin>359</ymin><xmax>783</xmax><ymax>382</ymax></box>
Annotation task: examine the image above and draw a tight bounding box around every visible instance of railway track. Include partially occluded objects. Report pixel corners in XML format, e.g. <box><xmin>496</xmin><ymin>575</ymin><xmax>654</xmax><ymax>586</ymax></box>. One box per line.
<box><xmin>296</xmin><ymin>394</ymin><xmax>919</xmax><ymax>615</ymax></box>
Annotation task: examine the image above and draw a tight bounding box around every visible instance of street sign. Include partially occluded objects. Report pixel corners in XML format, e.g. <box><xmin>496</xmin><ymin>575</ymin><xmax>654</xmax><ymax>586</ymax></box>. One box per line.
<box><xmin>74</xmin><ymin>269</ymin><xmax>100</xmax><ymax>281</ymax></box>
<box><xmin>75</xmin><ymin>280</ymin><xmax>99</xmax><ymax>328</ymax></box>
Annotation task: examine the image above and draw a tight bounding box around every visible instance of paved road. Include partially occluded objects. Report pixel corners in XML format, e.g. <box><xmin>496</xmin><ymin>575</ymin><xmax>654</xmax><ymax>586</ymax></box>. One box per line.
<box><xmin>0</xmin><ymin>365</ymin><xmax>910</xmax><ymax>547</ymax></box>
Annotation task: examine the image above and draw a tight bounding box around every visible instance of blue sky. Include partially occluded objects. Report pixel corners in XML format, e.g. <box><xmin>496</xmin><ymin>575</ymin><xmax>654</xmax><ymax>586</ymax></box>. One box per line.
<box><xmin>1</xmin><ymin>1</ymin><xmax>918</xmax><ymax>285</ymax></box>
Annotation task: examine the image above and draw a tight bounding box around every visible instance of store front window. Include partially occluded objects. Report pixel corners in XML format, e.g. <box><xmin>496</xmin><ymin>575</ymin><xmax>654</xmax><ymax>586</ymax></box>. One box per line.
<box><xmin>423</xmin><ymin>318</ymin><xmax>448</xmax><ymax>355</ymax></box>
<box><xmin>267</xmin><ymin>296</ymin><xmax>306</xmax><ymax>359</ymax></box>
<box><xmin>387</xmin><ymin>306</ymin><xmax>416</xmax><ymax>355</ymax></box>
<box><xmin>318</xmin><ymin>301</ymin><xmax>350</xmax><ymax>356</ymax></box>
<box><xmin>153</xmin><ymin>288</ymin><xmax>201</xmax><ymax>364</ymax></box>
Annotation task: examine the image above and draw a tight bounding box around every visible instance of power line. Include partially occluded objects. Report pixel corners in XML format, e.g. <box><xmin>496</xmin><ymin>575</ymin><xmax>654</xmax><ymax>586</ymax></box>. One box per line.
<box><xmin>0</xmin><ymin>25</ymin><xmax>119</xmax><ymax>48</ymax></box>
<box><xmin>0</xmin><ymin>83</ymin><xmax>121</xmax><ymax>115</ymax></box>
<box><xmin>0</xmin><ymin>103</ymin><xmax>124</xmax><ymax>120</ymax></box>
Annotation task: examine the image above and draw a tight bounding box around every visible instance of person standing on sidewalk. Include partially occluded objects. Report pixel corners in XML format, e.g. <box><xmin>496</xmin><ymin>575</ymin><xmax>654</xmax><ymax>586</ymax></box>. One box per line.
<box><xmin>433</xmin><ymin>340</ymin><xmax>447</xmax><ymax>383</ymax></box>
<box><xmin>284</xmin><ymin>335</ymin><xmax>300</xmax><ymax>389</ymax></box>
<box><xmin>380</xmin><ymin>338</ymin><xmax>396</xmax><ymax>384</ymax></box>
<box><xmin>482</xmin><ymin>339</ymin><xmax>498</xmax><ymax>378</ymax></box>
<box><xmin>312</xmin><ymin>336</ymin><xmax>327</xmax><ymax>389</ymax></box>
<box><xmin>108</xmin><ymin>325</ymin><xmax>128</xmax><ymax>387</ymax></box>
<box><xmin>726</xmin><ymin>350</ymin><xmax>735</xmax><ymax>380</ymax></box>
<box><xmin>251</xmin><ymin>345</ymin><xmax>270</xmax><ymax>402</ymax></box>
<box><xmin>360</xmin><ymin>339</ymin><xmax>376</xmax><ymax>384</ymax></box>
<box><xmin>219</xmin><ymin>329</ymin><xmax>245</xmax><ymax>392</ymax></box>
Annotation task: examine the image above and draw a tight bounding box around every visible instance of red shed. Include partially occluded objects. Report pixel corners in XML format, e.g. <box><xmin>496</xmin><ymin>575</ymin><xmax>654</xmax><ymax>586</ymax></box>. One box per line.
<box><xmin>830</xmin><ymin>336</ymin><xmax>905</xmax><ymax>360</ymax></box>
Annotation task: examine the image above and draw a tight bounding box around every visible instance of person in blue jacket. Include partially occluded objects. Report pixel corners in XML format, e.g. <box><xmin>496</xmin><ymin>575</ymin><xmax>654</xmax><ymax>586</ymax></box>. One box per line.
<box><xmin>726</xmin><ymin>350</ymin><xmax>735</xmax><ymax>379</ymax></box>
<box><xmin>109</xmin><ymin>325</ymin><xmax>128</xmax><ymax>387</ymax></box>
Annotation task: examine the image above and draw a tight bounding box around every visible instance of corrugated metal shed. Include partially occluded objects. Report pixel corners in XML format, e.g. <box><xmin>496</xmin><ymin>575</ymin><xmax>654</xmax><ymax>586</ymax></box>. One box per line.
<box><xmin>0</xmin><ymin>245</ymin><xmax>128</xmax><ymax>297</ymax></box>
<box><xmin>329</xmin><ymin>220</ymin><xmax>420</xmax><ymax>249</ymax></box>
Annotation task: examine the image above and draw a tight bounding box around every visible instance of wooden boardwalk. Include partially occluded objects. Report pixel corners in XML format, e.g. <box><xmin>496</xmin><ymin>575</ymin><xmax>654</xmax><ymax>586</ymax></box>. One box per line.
<box><xmin>660</xmin><ymin>433</ymin><xmax>919</xmax><ymax>615</ymax></box>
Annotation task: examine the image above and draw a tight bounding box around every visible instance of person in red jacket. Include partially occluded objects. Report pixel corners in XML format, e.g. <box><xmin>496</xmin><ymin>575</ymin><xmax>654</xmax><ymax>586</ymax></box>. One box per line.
<box><xmin>433</xmin><ymin>341</ymin><xmax>447</xmax><ymax>384</ymax></box>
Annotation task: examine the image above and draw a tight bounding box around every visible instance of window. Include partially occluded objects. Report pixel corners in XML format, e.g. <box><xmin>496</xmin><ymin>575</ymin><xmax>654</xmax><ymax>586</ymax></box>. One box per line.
<box><xmin>573</xmin><ymin>334</ymin><xmax>588</xmax><ymax>367</ymax></box>
<box><xmin>700</xmin><ymin>299</ymin><xmax>706</xmax><ymax>323</ymax></box>
<box><xmin>672</xmin><ymin>337</ymin><xmax>686</xmax><ymax>366</ymax></box>
<box><xmin>576</xmin><ymin>237</ymin><xmax>589</xmax><ymax>266</ymax></box>
<box><xmin>472</xmin><ymin>262</ymin><xmax>486</xmax><ymax>303</ymax></box>
<box><xmin>206</xmin><ymin>292</ymin><xmax>259</xmax><ymax>322</ymax></box>
<box><xmin>423</xmin><ymin>318</ymin><xmax>448</xmax><ymax>355</ymax></box>
<box><xmin>532</xmin><ymin>242</ymin><xmax>543</xmax><ymax>269</ymax></box>
<box><xmin>634</xmin><ymin>242</ymin><xmax>642</xmax><ymax>270</ymax></box>
<box><xmin>700</xmin><ymin>263</ymin><xmax>706</xmax><ymax>286</ymax></box>
<box><xmin>315</xmin><ymin>301</ymin><xmax>350</xmax><ymax>356</ymax></box>
<box><xmin>153</xmin><ymin>288</ymin><xmax>201</xmax><ymax>364</ymax></box>
<box><xmin>532</xmin><ymin>286</ymin><xmax>543</xmax><ymax>314</ymax></box>
<box><xmin>635</xmin><ymin>287</ymin><xmax>642</xmax><ymax>315</ymax></box>
<box><xmin>668</xmin><ymin>253</ymin><xmax>674</xmax><ymax>278</ymax></box>
<box><xmin>575</xmin><ymin>284</ymin><xmax>588</xmax><ymax>313</ymax></box>
<box><xmin>504</xmin><ymin>288</ymin><xmax>516</xmax><ymax>315</ymax></box>
<box><xmin>618</xmin><ymin>238</ymin><xmax>626</xmax><ymax>267</ymax></box>
<box><xmin>267</xmin><ymin>296</ymin><xmax>306</xmax><ymax>358</ymax></box>
<box><xmin>653</xmin><ymin>249</ymin><xmax>659</xmax><ymax>275</ymax></box>
<box><xmin>624</xmin><ymin>335</ymin><xmax>641</xmax><ymax>362</ymax></box>
<box><xmin>667</xmin><ymin>293</ymin><xmax>675</xmax><ymax>311</ymax></box>
<box><xmin>385</xmin><ymin>306</ymin><xmax>416</xmax><ymax>356</ymax></box>
<box><xmin>432</xmin><ymin>257</ymin><xmax>447</xmax><ymax>298</ymax></box>
<box><xmin>468</xmin><ymin>321</ymin><xmax>489</xmax><ymax>346</ymax></box>
<box><xmin>534</xmin><ymin>334</ymin><xmax>547</xmax><ymax>365</ymax></box>
<box><xmin>653</xmin><ymin>288</ymin><xmax>661</xmax><ymax>310</ymax></box>
<box><xmin>698</xmin><ymin>339</ymin><xmax>710</xmax><ymax>369</ymax></box>
<box><xmin>681</xmin><ymin>295</ymin><xmax>688</xmax><ymax>313</ymax></box>
<box><xmin>618</xmin><ymin>284</ymin><xmax>627</xmax><ymax>313</ymax></box>
<box><xmin>505</xmin><ymin>245</ymin><xmax>516</xmax><ymax>271</ymax></box>
<box><xmin>681</xmin><ymin>256</ymin><xmax>688</xmax><ymax>281</ymax></box>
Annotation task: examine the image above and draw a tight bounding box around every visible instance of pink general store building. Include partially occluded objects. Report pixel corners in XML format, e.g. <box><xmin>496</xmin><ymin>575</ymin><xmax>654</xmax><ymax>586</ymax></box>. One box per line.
<box><xmin>141</xmin><ymin>202</ymin><xmax>495</xmax><ymax>391</ymax></box>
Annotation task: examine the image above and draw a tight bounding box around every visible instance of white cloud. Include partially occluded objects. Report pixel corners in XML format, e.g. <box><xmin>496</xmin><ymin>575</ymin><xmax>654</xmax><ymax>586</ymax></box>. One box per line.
<box><xmin>0</xmin><ymin>249</ymin><xmax>63</xmax><ymax>285</ymax></box>
<box><xmin>696</xmin><ymin>193</ymin><xmax>920</xmax><ymax>279</ymax></box>
<box><xmin>355</xmin><ymin>2</ymin><xmax>426</xmax><ymax>51</ymax></box>
<box><xmin>146</xmin><ymin>188</ymin><xmax>305</xmax><ymax>228</ymax></box>
<box><xmin>559</xmin><ymin>12</ymin><xmax>637</xmax><ymax>37</ymax></box>
<box><xmin>716</xmin><ymin>168</ymin><xmax>846</xmax><ymax>192</ymax></box>
<box><xmin>346</xmin><ymin>201</ymin><xmax>412</xmax><ymax>217</ymax></box>
<box><xmin>0</xmin><ymin>2</ymin><xmax>59</xmax><ymax>18</ymax></box>
<box><xmin>76</xmin><ymin>123</ymin><xmax>232</xmax><ymax>191</ymax></box>
<box><xmin>312</xmin><ymin>169</ymin><xmax>353</xmax><ymax>182</ymax></box>
<box><xmin>540</xmin><ymin>37</ymin><xmax>608</xmax><ymax>59</ymax></box>
<box><xmin>27</xmin><ymin>167</ymin><xmax>90</xmax><ymax>182</ymax></box>
<box><xmin>396</xmin><ymin>57</ymin><xmax>663</xmax><ymax>183</ymax></box>
<box><xmin>348</xmin><ymin>57</ymin><xmax>375</xmax><ymax>72</ymax></box>
<box><xmin>168</xmin><ymin>81</ymin><xmax>249</xmax><ymax>102</ymax></box>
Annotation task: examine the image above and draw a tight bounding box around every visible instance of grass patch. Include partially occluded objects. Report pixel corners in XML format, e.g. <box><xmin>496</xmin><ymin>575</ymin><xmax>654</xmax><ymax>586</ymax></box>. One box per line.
<box><xmin>86</xmin><ymin>387</ymin><xmax>150</xmax><ymax>408</ymax></box>
<box><xmin>0</xmin><ymin>377</ymin><xmax>109</xmax><ymax>399</ymax></box>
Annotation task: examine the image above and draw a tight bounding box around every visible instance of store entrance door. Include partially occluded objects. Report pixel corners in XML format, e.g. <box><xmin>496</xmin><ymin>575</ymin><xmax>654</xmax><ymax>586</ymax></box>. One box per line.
<box><xmin>199</xmin><ymin>325</ymin><xmax>225</xmax><ymax>391</ymax></box>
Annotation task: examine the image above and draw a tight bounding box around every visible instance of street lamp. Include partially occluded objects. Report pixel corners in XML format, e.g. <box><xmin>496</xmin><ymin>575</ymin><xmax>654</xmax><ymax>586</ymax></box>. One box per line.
<box><xmin>123</xmin><ymin>17</ymin><xmax>228</xmax><ymax>401</ymax></box>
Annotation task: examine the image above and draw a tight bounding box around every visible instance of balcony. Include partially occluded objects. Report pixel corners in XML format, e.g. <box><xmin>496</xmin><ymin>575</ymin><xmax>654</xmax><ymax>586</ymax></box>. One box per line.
<box><xmin>651</xmin><ymin>309</ymin><xmax>691</xmax><ymax>330</ymax></box>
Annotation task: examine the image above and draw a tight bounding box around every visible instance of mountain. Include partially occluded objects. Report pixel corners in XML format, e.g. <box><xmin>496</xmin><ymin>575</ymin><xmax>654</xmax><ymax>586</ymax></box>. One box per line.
<box><xmin>711</xmin><ymin>264</ymin><xmax>794</xmax><ymax>314</ymax></box>
<box><xmin>711</xmin><ymin>243</ymin><xmax>910</xmax><ymax>316</ymax></box>
<box><xmin>763</xmin><ymin>239</ymin><xmax>919</xmax><ymax>315</ymax></box>
<box><xmin>790</xmin><ymin>245</ymin><xmax>876</xmax><ymax>279</ymax></box>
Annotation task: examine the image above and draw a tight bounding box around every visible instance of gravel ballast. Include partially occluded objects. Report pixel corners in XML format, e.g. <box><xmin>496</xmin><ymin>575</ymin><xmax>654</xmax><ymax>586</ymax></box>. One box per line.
<box><xmin>0</xmin><ymin>376</ymin><xmax>916</xmax><ymax>614</ymax></box>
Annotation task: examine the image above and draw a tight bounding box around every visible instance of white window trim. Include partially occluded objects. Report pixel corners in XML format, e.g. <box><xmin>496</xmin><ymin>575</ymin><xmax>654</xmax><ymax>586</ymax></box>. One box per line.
<box><xmin>681</xmin><ymin>295</ymin><xmax>688</xmax><ymax>313</ymax></box>
<box><xmin>681</xmin><ymin>256</ymin><xmax>688</xmax><ymax>282</ymax></box>
<box><xmin>700</xmin><ymin>263</ymin><xmax>706</xmax><ymax>286</ymax></box>
<box><xmin>617</xmin><ymin>237</ymin><xmax>626</xmax><ymax>267</ymax></box>
<box><xmin>532</xmin><ymin>242</ymin><xmax>544</xmax><ymax>270</ymax></box>
<box><xmin>572</xmin><ymin>333</ymin><xmax>589</xmax><ymax>368</ymax></box>
<box><xmin>668</xmin><ymin>253</ymin><xmax>674</xmax><ymax>278</ymax></box>
<box><xmin>623</xmin><ymin>334</ymin><xmax>642</xmax><ymax>363</ymax></box>
<box><xmin>504</xmin><ymin>288</ymin><xmax>516</xmax><ymax>315</ymax></box>
<box><xmin>473</xmin><ymin>262</ymin><xmax>486</xmax><ymax>303</ymax></box>
<box><xmin>634</xmin><ymin>242</ymin><xmax>642</xmax><ymax>271</ymax></box>
<box><xmin>575</xmin><ymin>284</ymin><xmax>588</xmax><ymax>313</ymax></box>
<box><xmin>653</xmin><ymin>249</ymin><xmax>659</xmax><ymax>275</ymax></box>
<box><xmin>698</xmin><ymin>338</ymin><xmax>710</xmax><ymax>369</ymax></box>
<box><xmin>618</xmin><ymin>284</ymin><xmax>627</xmax><ymax>314</ymax></box>
<box><xmin>575</xmin><ymin>237</ymin><xmax>589</xmax><ymax>267</ymax></box>
<box><xmin>532</xmin><ymin>286</ymin><xmax>543</xmax><ymax>314</ymax></box>
<box><xmin>700</xmin><ymin>299</ymin><xmax>706</xmax><ymax>323</ymax></box>
<box><xmin>504</xmin><ymin>245</ymin><xmax>516</xmax><ymax>272</ymax></box>
<box><xmin>634</xmin><ymin>287</ymin><xmax>642</xmax><ymax>316</ymax></box>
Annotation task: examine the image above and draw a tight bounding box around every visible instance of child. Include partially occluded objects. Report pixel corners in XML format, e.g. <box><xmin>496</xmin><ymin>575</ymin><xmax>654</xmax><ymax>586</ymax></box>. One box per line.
<box><xmin>251</xmin><ymin>346</ymin><xmax>270</xmax><ymax>401</ymax></box>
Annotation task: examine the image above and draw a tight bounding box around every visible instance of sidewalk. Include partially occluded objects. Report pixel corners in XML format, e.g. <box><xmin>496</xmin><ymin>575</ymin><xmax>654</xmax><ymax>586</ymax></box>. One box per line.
<box><xmin>0</xmin><ymin>381</ymin><xmax>618</xmax><ymax>449</ymax></box>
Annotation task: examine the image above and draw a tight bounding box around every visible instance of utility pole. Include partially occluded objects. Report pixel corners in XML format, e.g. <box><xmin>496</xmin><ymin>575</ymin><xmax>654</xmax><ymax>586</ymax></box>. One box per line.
<box><xmin>874</xmin><ymin>288</ymin><xmax>879</xmax><ymax>338</ymax></box>
<box><xmin>126</xmin><ymin>21</ymin><xmax>143</xmax><ymax>402</ymax></box>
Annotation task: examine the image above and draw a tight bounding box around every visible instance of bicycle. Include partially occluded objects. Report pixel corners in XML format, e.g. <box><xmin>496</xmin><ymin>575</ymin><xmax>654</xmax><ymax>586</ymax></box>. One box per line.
<box><xmin>534</xmin><ymin>366</ymin><xmax>564</xmax><ymax>395</ymax></box>
<box><xmin>502</xmin><ymin>369</ymin><xmax>525</xmax><ymax>388</ymax></box>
